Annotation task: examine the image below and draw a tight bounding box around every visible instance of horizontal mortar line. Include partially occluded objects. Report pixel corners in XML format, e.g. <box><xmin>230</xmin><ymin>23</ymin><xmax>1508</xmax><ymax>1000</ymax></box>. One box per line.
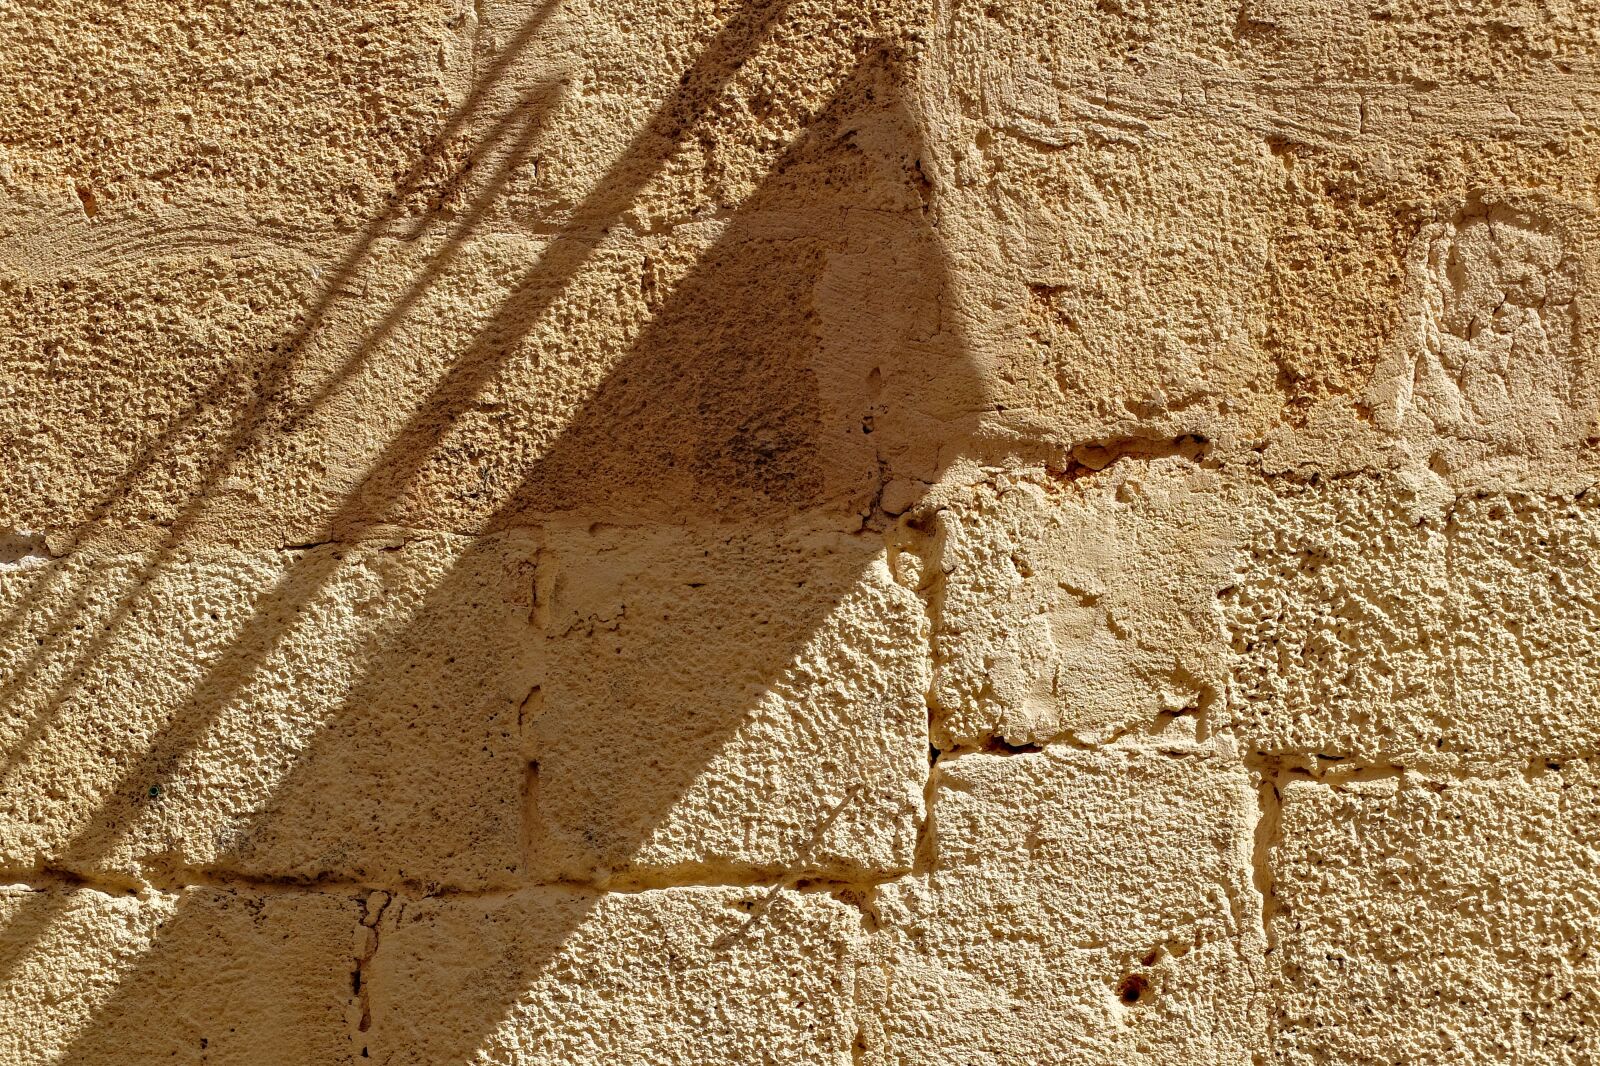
<box><xmin>15</xmin><ymin>512</ymin><xmax>889</xmax><ymax>560</ymax></box>
<box><xmin>930</xmin><ymin>731</ymin><xmax>1600</xmax><ymax>779</ymax></box>
<box><xmin>0</xmin><ymin>866</ymin><xmax>913</xmax><ymax>903</ymax></box>
<box><xmin>1242</xmin><ymin>750</ymin><xmax>1600</xmax><ymax>779</ymax></box>
<box><xmin>0</xmin><ymin>202</ymin><xmax>926</xmax><ymax>276</ymax></box>
<box><xmin>931</xmin><ymin>733</ymin><xmax>1217</xmax><ymax>762</ymax></box>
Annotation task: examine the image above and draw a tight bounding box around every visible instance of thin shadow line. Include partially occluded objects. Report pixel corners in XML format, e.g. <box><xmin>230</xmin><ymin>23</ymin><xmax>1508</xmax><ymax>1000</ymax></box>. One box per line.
<box><xmin>0</xmin><ymin>0</ymin><xmax>566</xmax><ymax>677</ymax></box>
<box><xmin>0</xmin><ymin>0</ymin><xmax>794</xmax><ymax>992</ymax></box>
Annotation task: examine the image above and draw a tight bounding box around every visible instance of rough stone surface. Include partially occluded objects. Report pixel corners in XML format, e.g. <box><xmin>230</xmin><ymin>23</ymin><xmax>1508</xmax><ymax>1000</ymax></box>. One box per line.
<box><xmin>0</xmin><ymin>534</ymin><xmax>538</xmax><ymax>890</ymax></box>
<box><xmin>1269</xmin><ymin>762</ymin><xmax>1600</xmax><ymax>1064</ymax></box>
<box><xmin>0</xmin><ymin>885</ymin><xmax>359</xmax><ymax>1064</ymax></box>
<box><xmin>531</xmin><ymin>519</ymin><xmax>927</xmax><ymax>882</ymax></box>
<box><xmin>875</xmin><ymin>743</ymin><xmax>1265</xmax><ymax>1065</ymax></box>
<box><xmin>924</xmin><ymin>455</ymin><xmax>1235</xmax><ymax>749</ymax></box>
<box><xmin>368</xmin><ymin>885</ymin><xmax>871</xmax><ymax>1063</ymax></box>
<box><xmin>5</xmin><ymin>0</ymin><xmax>1600</xmax><ymax>1060</ymax></box>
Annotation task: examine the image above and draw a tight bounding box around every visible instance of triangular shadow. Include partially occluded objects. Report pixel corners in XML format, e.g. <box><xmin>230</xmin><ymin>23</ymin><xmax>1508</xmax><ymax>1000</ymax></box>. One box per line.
<box><xmin>21</xmin><ymin>39</ymin><xmax>987</xmax><ymax>1066</ymax></box>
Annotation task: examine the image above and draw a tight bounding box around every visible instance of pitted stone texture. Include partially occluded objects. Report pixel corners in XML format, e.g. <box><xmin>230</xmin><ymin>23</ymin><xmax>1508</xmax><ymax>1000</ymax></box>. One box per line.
<box><xmin>1223</xmin><ymin>477</ymin><xmax>1600</xmax><ymax>760</ymax></box>
<box><xmin>530</xmin><ymin>520</ymin><xmax>926</xmax><ymax>881</ymax></box>
<box><xmin>1451</xmin><ymin>491</ymin><xmax>1600</xmax><ymax>759</ymax></box>
<box><xmin>0</xmin><ymin>533</ymin><xmax>537</xmax><ymax>890</ymax></box>
<box><xmin>1271</xmin><ymin>763</ymin><xmax>1600</xmax><ymax>1065</ymax></box>
<box><xmin>0</xmin><ymin>250</ymin><xmax>321</xmax><ymax>541</ymax></box>
<box><xmin>0</xmin><ymin>885</ymin><xmax>359</xmax><ymax>1064</ymax></box>
<box><xmin>368</xmin><ymin>885</ymin><xmax>869</xmax><ymax>1064</ymax></box>
<box><xmin>935</xmin><ymin>0</ymin><xmax>1600</xmax><ymax>87</ymax></box>
<box><xmin>1220</xmin><ymin>474</ymin><xmax>1452</xmax><ymax>759</ymax></box>
<box><xmin>874</xmin><ymin>745</ymin><xmax>1265</xmax><ymax>1065</ymax></box>
<box><xmin>469</xmin><ymin>0</ymin><xmax>933</xmax><ymax>235</ymax></box>
<box><xmin>1253</xmin><ymin>156</ymin><xmax>1600</xmax><ymax>487</ymax></box>
<box><xmin>925</xmin><ymin>0</ymin><xmax>1600</xmax><ymax>485</ymax></box>
<box><xmin>2</xmin><ymin>157</ymin><xmax>971</xmax><ymax>542</ymax></box>
<box><xmin>0</xmin><ymin>0</ymin><xmax>467</xmax><ymax>234</ymax></box>
<box><xmin>926</xmin><ymin>458</ymin><xmax>1234</xmax><ymax>750</ymax></box>
<box><xmin>928</xmin><ymin>115</ymin><xmax>1292</xmax><ymax>456</ymax></box>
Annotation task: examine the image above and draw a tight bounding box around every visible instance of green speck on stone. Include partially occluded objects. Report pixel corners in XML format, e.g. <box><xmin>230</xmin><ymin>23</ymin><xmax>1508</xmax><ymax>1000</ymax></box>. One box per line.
<box><xmin>148</xmin><ymin>785</ymin><xmax>161</xmax><ymax>799</ymax></box>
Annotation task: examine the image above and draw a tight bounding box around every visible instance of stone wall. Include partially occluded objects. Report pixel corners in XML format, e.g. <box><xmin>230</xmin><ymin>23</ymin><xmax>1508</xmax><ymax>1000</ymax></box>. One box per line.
<box><xmin>2</xmin><ymin>0</ymin><xmax>1598</xmax><ymax>1062</ymax></box>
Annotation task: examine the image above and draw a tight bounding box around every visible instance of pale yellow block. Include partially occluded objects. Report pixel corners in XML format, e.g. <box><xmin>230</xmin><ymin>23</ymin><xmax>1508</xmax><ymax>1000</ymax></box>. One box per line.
<box><xmin>1220</xmin><ymin>474</ymin><xmax>1453</xmax><ymax>759</ymax></box>
<box><xmin>0</xmin><ymin>885</ymin><xmax>360</xmax><ymax>1064</ymax></box>
<box><xmin>367</xmin><ymin>884</ymin><xmax>870</xmax><ymax>1064</ymax></box>
<box><xmin>925</xmin><ymin>458</ymin><xmax>1236</xmax><ymax>749</ymax></box>
<box><xmin>1222</xmin><ymin>477</ymin><xmax>1600</xmax><ymax>760</ymax></box>
<box><xmin>1450</xmin><ymin>492</ymin><xmax>1600</xmax><ymax>759</ymax></box>
<box><xmin>924</xmin><ymin>116</ymin><xmax>1292</xmax><ymax>457</ymax></box>
<box><xmin>530</xmin><ymin>519</ymin><xmax>927</xmax><ymax>881</ymax></box>
<box><xmin>1271</xmin><ymin>763</ymin><xmax>1600</xmax><ymax>1064</ymax></box>
<box><xmin>0</xmin><ymin>0</ymin><xmax>468</xmax><ymax>234</ymax></box>
<box><xmin>875</xmin><ymin>744</ymin><xmax>1266</xmax><ymax>1065</ymax></box>
<box><xmin>926</xmin><ymin>0</ymin><xmax>1600</xmax><ymax>485</ymax></box>
<box><xmin>0</xmin><ymin>533</ymin><xmax>538</xmax><ymax>890</ymax></box>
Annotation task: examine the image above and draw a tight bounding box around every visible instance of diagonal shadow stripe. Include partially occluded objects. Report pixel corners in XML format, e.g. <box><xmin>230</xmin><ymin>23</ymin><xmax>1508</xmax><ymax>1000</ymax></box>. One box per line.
<box><xmin>0</xmin><ymin>0</ymin><xmax>796</xmax><ymax>987</ymax></box>
<box><xmin>0</xmin><ymin>0</ymin><xmax>568</xmax><ymax>711</ymax></box>
<box><xmin>2</xmin><ymin>4</ymin><xmax>990</xmax><ymax>1062</ymax></box>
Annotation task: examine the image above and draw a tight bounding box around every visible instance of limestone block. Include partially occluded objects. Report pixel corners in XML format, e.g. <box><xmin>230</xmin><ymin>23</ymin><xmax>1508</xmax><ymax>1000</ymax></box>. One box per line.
<box><xmin>926</xmin><ymin>116</ymin><xmax>1292</xmax><ymax>455</ymax></box>
<box><xmin>925</xmin><ymin>0</ymin><xmax>1600</xmax><ymax>483</ymax></box>
<box><xmin>529</xmin><ymin>519</ymin><xmax>927</xmax><ymax>881</ymax></box>
<box><xmin>3</xmin><ymin>201</ymin><xmax>973</xmax><ymax>542</ymax></box>
<box><xmin>1450</xmin><ymin>491</ymin><xmax>1600</xmax><ymax>759</ymax></box>
<box><xmin>1220</xmin><ymin>474</ymin><xmax>1452</xmax><ymax>760</ymax></box>
<box><xmin>367</xmin><ymin>884</ymin><xmax>870</xmax><ymax>1064</ymax></box>
<box><xmin>1223</xmin><ymin>477</ymin><xmax>1600</xmax><ymax>760</ymax></box>
<box><xmin>0</xmin><ymin>533</ymin><xmax>538</xmax><ymax>890</ymax></box>
<box><xmin>0</xmin><ymin>250</ymin><xmax>321</xmax><ymax>541</ymax></box>
<box><xmin>1226</xmin><ymin>0</ymin><xmax>1600</xmax><ymax>87</ymax></box>
<box><xmin>468</xmin><ymin>0</ymin><xmax>933</xmax><ymax>235</ymax></box>
<box><xmin>1351</xmin><ymin>194</ymin><xmax>1600</xmax><ymax>483</ymax></box>
<box><xmin>0</xmin><ymin>884</ymin><xmax>360</xmax><ymax>1064</ymax></box>
<box><xmin>0</xmin><ymin>0</ymin><xmax>468</xmax><ymax>234</ymax></box>
<box><xmin>1248</xmin><ymin>136</ymin><xmax>1600</xmax><ymax>485</ymax></box>
<box><xmin>1270</xmin><ymin>763</ymin><xmax>1600</xmax><ymax>1064</ymax></box>
<box><xmin>925</xmin><ymin>457</ymin><xmax>1236</xmax><ymax>749</ymax></box>
<box><xmin>875</xmin><ymin>744</ymin><xmax>1265</xmax><ymax>1065</ymax></box>
<box><xmin>936</xmin><ymin>0</ymin><xmax>1599</xmax><ymax>88</ymax></box>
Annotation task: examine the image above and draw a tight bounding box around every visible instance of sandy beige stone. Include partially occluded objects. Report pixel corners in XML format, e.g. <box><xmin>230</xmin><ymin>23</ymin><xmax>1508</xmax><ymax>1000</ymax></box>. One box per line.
<box><xmin>1</xmin><ymin>152</ymin><xmax>974</xmax><ymax>543</ymax></box>
<box><xmin>1270</xmin><ymin>762</ymin><xmax>1600</xmax><ymax>1064</ymax></box>
<box><xmin>0</xmin><ymin>885</ymin><xmax>360</xmax><ymax>1064</ymax></box>
<box><xmin>1450</xmin><ymin>490</ymin><xmax>1600</xmax><ymax>759</ymax></box>
<box><xmin>921</xmin><ymin>456</ymin><xmax>1235</xmax><ymax>749</ymax></box>
<box><xmin>1220</xmin><ymin>473</ymin><xmax>1454</xmax><ymax>759</ymax></box>
<box><xmin>925</xmin><ymin>0</ymin><xmax>1600</xmax><ymax>487</ymax></box>
<box><xmin>874</xmin><ymin>743</ymin><xmax>1265</xmax><ymax>1065</ymax></box>
<box><xmin>0</xmin><ymin>249</ymin><xmax>321</xmax><ymax>541</ymax></box>
<box><xmin>934</xmin><ymin>0</ymin><xmax>1600</xmax><ymax>88</ymax></box>
<box><xmin>1222</xmin><ymin>475</ymin><xmax>1600</xmax><ymax>760</ymax></box>
<box><xmin>7</xmin><ymin>0</ymin><xmax>1600</xmax><ymax>1059</ymax></box>
<box><xmin>0</xmin><ymin>533</ymin><xmax>537</xmax><ymax>890</ymax></box>
<box><xmin>466</xmin><ymin>0</ymin><xmax>934</xmax><ymax>235</ymax></box>
<box><xmin>530</xmin><ymin>519</ymin><xmax>927</xmax><ymax>881</ymax></box>
<box><xmin>367</xmin><ymin>884</ymin><xmax>870</xmax><ymax>1064</ymax></box>
<box><xmin>0</xmin><ymin>0</ymin><xmax>468</xmax><ymax>235</ymax></box>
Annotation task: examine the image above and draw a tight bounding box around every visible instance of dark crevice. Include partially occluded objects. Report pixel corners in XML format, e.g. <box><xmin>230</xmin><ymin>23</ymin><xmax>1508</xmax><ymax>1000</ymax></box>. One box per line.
<box><xmin>1050</xmin><ymin>433</ymin><xmax>1214</xmax><ymax>482</ymax></box>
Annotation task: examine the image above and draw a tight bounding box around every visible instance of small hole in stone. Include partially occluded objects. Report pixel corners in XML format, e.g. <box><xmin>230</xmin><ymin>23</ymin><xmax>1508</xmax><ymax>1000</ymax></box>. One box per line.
<box><xmin>1117</xmin><ymin>974</ymin><xmax>1148</xmax><ymax>1005</ymax></box>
